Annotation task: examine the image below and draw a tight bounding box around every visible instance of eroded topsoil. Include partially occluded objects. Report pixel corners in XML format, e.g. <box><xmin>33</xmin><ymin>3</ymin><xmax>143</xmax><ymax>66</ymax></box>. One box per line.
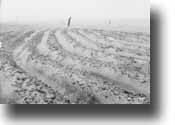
<box><xmin>0</xmin><ymin>25</ymin><xmax>150</xmax><ymax>104</ymax></box>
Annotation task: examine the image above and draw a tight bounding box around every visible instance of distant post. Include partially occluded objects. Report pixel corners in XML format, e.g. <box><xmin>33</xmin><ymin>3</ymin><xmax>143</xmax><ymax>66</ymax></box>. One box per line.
<box><xmin>108</xmin><ymin>20</ymin><xmax>111</xmax><ymax>25</ymax></box>
<box><xmin>67</xmin><ymin>16</ymin><xmax>72</xmax><ymax>28</ymax></box>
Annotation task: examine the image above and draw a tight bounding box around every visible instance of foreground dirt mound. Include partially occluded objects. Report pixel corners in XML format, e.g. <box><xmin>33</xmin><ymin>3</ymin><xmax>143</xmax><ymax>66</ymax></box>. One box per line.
<box><xmin>0</xmin><ymin>25</ymin><xmax>150</xmax><ymax>104</ymax></box>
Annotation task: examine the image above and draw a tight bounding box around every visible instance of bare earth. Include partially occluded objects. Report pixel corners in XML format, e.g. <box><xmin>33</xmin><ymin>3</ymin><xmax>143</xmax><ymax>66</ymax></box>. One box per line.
<box><xmin>0</xmin><ymin>24</ymin><xmax>150</xmax><ymax>104</ymax></box>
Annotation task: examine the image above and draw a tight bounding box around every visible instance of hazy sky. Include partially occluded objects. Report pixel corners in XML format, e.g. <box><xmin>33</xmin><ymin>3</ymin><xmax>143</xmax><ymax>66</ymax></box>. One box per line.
<box><xmin>0</xmin><ymin>0</ymin><xmax>149</xmax><ymax>23</ymax></box>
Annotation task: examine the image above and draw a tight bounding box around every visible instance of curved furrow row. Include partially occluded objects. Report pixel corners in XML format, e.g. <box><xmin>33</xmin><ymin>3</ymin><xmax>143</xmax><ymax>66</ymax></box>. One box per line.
<box><xmin>82</xmin><ymin>29</ymin><xmax>150</xmax><ymax>58</ymax></box>
<box><xmin>47</xmin><ymin>29</ymin><xmax>149</xmax><ymax>103</ymax></box>
<box><xmin>79</xmin><ymin>29</ymin><xmax>150</xmax><ymax>79</ymax></box>
<box><xmin>53</xmin><ymin>29</ymin><xmax>119</xmax><ymax>75</ymax></box>
<box><xmin>1</xmin><ymin>29</ymin><xmax>74</xmax><ymax>104</ymax></box>
<box><xmin>68</xmin><ymin>29</ymin><xmax>99</xmax><ymax>50</ymax></box>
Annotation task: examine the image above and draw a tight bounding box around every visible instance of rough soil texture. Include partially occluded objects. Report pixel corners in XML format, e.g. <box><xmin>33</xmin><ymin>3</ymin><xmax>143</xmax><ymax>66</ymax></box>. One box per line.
<box><xmin>0</xmin><ymin>25</ymin><xmax>150</xmax><ymax>104</ymax></box>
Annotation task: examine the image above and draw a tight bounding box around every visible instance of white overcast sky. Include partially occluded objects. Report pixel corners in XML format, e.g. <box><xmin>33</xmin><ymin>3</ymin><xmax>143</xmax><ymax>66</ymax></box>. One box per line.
<box><xmin>0</xmin><ymin>0</ymin><xmax>149</xmax><ymax>22</ymax></box>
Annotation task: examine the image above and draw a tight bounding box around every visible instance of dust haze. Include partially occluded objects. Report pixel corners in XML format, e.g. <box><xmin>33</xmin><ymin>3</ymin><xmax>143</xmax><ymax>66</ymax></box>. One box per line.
<box><xmin>0</xmin><ymin>0</ymin><xmax>150</xmax><ymax>104</ymax></box>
